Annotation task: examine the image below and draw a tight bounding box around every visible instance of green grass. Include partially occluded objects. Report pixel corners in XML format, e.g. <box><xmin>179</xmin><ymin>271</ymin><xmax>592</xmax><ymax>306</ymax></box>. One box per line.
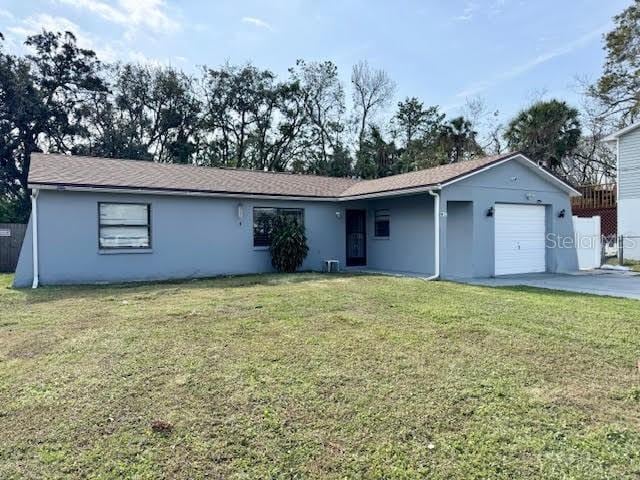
<box><xmin>627</xmin><ymin>261</ymin><xmax>640</xmax><ymax>273</ymax></box>
<box><xmin>1</xmin><ymin>273</ymin><xmax>639</xmax><ymax>479</ymax></box>
<box><xmin>604</xmin><ymin>256</ymin><xmax>640</xmax><ymax>272</ymax></box>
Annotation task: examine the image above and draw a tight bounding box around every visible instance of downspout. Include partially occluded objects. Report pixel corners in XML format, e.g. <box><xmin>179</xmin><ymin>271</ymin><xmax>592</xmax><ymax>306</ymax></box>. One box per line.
<box><xmin>31</xmin><ymin>189</ymin><xmax>39</xmax><ymax>289</ymax></box>
<box><xmin>425</xmin><ymin>189</ymin><xmax>440</xmax><ymax>281</ymax></box>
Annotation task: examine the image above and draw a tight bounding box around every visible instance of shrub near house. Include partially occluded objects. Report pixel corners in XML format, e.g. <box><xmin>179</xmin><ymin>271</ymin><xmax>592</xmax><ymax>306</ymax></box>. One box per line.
<box><xmin>270</xmin><ymin>215</ymin><xmax>309</xmax><ymax>273</ymax></box>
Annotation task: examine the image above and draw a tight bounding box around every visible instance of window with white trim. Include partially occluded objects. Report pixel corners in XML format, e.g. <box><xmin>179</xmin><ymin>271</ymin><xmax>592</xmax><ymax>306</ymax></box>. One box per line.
<box><xmin>99</xmin><ymin>203</ymin><xmax>151</xmax><ymax>249</ymax></box>
<box><xmin>374</xmin><ymin>209</ymin><xmax>390</xmax><ymax>238</ymax></box>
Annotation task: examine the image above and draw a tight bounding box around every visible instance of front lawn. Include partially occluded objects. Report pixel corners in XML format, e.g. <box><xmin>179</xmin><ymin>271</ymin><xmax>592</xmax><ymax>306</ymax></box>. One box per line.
<box><xmin>1</xmin><ymin>273</ymin><xmax>639</xmax><ymax>479</ymax></box>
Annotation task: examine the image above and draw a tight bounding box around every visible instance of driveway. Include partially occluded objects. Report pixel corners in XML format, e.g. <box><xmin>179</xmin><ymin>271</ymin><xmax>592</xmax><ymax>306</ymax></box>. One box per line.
<box><xmin>459</xmin><ymin>270</ymin><xmax>640</xmax><ymax>300</ymax></box>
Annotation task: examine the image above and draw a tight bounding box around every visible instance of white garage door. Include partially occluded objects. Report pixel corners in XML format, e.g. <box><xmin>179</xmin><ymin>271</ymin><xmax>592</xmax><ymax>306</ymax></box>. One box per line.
<box><xmin>494</xmin><ymin>204</ymin><xmax>546</xmax><ymax>275</ymax></box>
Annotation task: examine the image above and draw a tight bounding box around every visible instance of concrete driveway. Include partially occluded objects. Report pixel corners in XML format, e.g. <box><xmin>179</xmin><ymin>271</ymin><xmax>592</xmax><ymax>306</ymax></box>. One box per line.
<box><xmin>459</xmin><ymin>270</ymin><xmax>640</xmax><ymax>300</ymax></box>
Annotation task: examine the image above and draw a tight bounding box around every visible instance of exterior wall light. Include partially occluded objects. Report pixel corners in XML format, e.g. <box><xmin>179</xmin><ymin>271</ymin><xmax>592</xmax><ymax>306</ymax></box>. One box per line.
<box><xmin>336</xmin><ymin>210</ymin><xmax>342</xmax><ymax>219</ymax></box>
<box><xmin>558</xmin><ymin>209</ymin><xmax>566</xmax><ymax>218</ymax></box>
<box><xmin>486</xmin><ymin>206</ymin><xmax>494</xmax><ymax>217</ymax></box>
<box><xmin>237</xmin><ymin>203</ymin><xmax>244</xmax><ymax>223</ymax></box>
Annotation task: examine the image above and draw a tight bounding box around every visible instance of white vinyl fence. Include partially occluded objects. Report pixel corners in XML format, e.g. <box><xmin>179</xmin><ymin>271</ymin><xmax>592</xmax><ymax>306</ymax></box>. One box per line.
<box><xmin>572</xmin><ymin>216</ymin><xmax>601</xmax><ymax>270</ymax></box>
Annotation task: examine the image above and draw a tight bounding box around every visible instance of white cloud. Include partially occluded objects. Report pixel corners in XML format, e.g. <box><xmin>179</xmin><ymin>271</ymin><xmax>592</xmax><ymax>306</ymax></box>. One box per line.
<box><xmin>241</xmin><ymin>16</ymin><xmax>274</xmax><ymax>32</ymax></box>
<box><xmin>7</xmin><ymin>14</ymin><xmax>117</xmax><ymax>61</ymax></box>
<box><xmin>57</xmin><ymin>0</ymin><xmax>181</xmax><ymax>33</ymax></box>
<box><xmin>489</xmin><ymin>0</ymin><xmax>508</xmax><ymax>15</ymax></box>
<box><xmin>0</xmin><ymin>8</ymin><xmax>15</xmax><ymax>20</ymax></box>
<box><xmin>454</xmin><ymin>24</ymin><xmax>609</xmax><ymax>98</ymax></box>
<box><xmin>8</xmin><ymin>14</ymin><xmax>83</xmax><ymax>41</ymax></box>
<box><xmin>126</xmin><ymin>50</ymin><xmax>188</xmax><ymax>67</ymax></box>
<box><xmin>128</xmin><ymin>50</ymin><xmax>167</xmax><ymax>66</ymax></box>
<box><xmin>454</xmin><ymin>2</ymin><xmax>477</xmax><ymax>22</ymax></box>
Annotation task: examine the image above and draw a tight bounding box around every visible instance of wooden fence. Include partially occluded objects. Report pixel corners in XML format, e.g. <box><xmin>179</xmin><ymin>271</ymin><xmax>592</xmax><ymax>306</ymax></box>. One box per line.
<box><xmin>0</xmin><ymin>223</ymin><xmax>27</xmax><ymax>273</ymax></box>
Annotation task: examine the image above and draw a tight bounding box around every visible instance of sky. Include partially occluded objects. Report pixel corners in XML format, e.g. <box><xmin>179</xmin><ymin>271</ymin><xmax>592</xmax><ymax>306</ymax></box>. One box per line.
<box><xmin>0</xmin><ymin>0</ymin><xmax>633</xmax><ymax>125</ymax></box>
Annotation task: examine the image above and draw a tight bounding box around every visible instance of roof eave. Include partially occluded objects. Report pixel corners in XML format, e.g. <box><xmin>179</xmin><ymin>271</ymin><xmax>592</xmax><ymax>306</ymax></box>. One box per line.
<box><xmin>601</xmin><ymin>122</ymin><xmax>640</xmax><ymax>142</ymax></box>
<box><xmin>28</xmin><ymin>183</ymin><xmax>341</xmax><ymax>202</ymax></box>
<box><xmin>438</xmin><ymin>153</ymin><xmax>581</xmax><ymax>197</ymax></box>
<box><xmin>337</xmin><ymin>184</ymin><xmax>442</xmax><ymax>201</ymax></box>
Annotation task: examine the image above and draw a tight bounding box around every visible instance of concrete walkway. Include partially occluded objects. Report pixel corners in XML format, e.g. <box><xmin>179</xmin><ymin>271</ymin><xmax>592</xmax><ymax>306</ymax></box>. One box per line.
<box><xmin>346</xmin><ymin>268</ymin><xmax>640</xmax><ymax>300</ymax></box>
<box><xmin>458</xmin><ymin>270</ymin><xmax>640</xmax><ymax>300</ymax></box>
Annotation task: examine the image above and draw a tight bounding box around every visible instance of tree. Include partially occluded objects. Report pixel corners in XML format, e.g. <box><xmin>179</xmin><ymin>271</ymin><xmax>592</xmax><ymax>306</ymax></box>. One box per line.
<box><xmin>200</xmin><ymin>63</ymin><xmax>275</xmax><ymax>168</ymax></box>
<box><xmin>392</xmin><ymin>97</ymin><xmax>444</xmax><ymax>148</ymax></box>
<box><xmin>504</xmin><ymin>100</ymin><xmax>581</xmax><ymax>174</ymax></box>
<box><xmin>351</xmin><ymin>61</ymin><xmax>395</xmax><ymax>151</ymax></box>
<box><xmin>289</xmin><ymin>60</ymin><xmax>346</xmax><ymax>174</ymax></box>
<box><xmin>200</xmin><ymin>63</ymin><xmax>307</xmax><ymax>172</ymax></box>
<box><xmin>79</xmin><ymin>63</ymin><xmax>201</xmax><ymax>163</ymax></box>
<box><xmin>354</xmin><ymin>125</ymin><xmax>399</xmax><ymax>179</ymax></box>
<box><xmin>25</xmin><ymin>31</ymin><xmax>107</xmax><ymax>153</ymax></box>
<box><xmin>438</xmin><ymin>116</ymin><xmax>483</xmax><ymax>164</ymax></box>
<box><xmin>461</xmin><ymin>97</ymin><xmax>504</xmax><ymax>155</ymax></box>
<box><xmin>0</xmin><ymin>36</ymin><xmax>40</xmax><ymax>221</ymax></box>
<box><xmin>562</xmin><ymin>96</ymin><xmax>616</xmax><ymax>184</ymax></box>
<box><xmin>245</xmin><ymin>76</ymin><xmax>307</xmax><ymax>172</ymax></box>
<box><xmin>327</xmin><ymin>143</ymin><xmax>353</xmax><ymax>177</ymax></box>
<box><xmin>0</xmin><ymin>30</ymin><xmax>106</xmax><ymax>222</ymax></box>
<box><xmin>391</xmin><ymin>98</ymin><xmax>445</xmax><ymax>172</ymax></box>
<box><xmin>589</xmin><ymin>0</ymin><xmax>640</xmax><ymax>125</ymax></box>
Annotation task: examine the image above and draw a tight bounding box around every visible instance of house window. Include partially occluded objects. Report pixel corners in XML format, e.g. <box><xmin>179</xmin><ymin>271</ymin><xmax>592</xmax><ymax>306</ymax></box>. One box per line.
<box><xmin>253</xmin><ymin>207</ymin><xmax>304</xmax><ymax>247</ymax></box>
<box><xmin>99</xmin><ymin>203</ymin><xmax>151</xmax><ymax>249</ymax></box>
<box><xmin>374</xmin><ymin>210</ymin><xmax>390</xmax><ymax>238</ymax></box>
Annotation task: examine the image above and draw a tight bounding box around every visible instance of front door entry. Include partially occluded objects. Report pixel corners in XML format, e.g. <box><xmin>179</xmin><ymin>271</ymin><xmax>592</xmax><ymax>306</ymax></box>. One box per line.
<box><xmin>346</xmin><ymin>209</ymin><xmax>366</xmax><ymax>266</ymax></box>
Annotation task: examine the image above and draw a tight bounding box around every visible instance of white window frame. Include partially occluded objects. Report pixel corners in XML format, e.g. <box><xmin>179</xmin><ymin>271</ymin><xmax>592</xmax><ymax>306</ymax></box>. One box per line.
<box><xmin>98</xmin><ymin>202</ymin><xmax>151</xmax><ymax>250</ymax></box>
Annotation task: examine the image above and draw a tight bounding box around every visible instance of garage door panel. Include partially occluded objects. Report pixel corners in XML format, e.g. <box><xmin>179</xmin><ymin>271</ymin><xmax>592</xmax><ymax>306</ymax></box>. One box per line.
<box><xmin>494</xmin><ymin>204</ymin><xmax>546</xmax><ymax>275</ymax></box>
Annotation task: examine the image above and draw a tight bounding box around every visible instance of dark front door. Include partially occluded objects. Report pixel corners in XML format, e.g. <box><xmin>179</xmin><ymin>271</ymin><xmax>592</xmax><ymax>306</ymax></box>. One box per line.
<box><xmin>346</xmin><ymin>209</ymin><xmax>366</xmax><ymax>266</ymax></box>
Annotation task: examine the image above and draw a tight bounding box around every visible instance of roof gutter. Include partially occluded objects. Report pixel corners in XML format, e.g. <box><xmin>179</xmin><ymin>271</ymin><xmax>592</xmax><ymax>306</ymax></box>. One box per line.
<box><xmin>28</xmin><ymin>183</ymin><xmax>340</xmax><ymax>202</ymax></box>
<box><xmin>424</xmin><ymin>189</ymin><xmax>441</xmax><ymax>281</ymax></box>
<box><xmin>30</xmin><ymin>182</ymin><xmax>443</xmax><ymax>202</ymax></box>
<box><xmin>31</xmin><ymin>189</ymin><xmax>39</xmax><ymax>289</ymax></box>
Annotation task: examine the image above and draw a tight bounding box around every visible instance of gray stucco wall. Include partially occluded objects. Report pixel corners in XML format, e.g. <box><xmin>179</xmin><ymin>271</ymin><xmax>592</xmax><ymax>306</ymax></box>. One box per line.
<box><xmin>14</xmin><ymin>191</ymin><xmax>346</xmax><ymax>287</ymax></box>
<box><xmin>360</xmin><ymin>194</ymin><xmax>436</xmax><ymax>275</ymax></box>
<box><xmin>445</xmin><ymin>201</ymin><xmax>473</xmax><ymax>278</ymax></box>
<box><xmin>13</xmin><ymin>215</ymin><xmax>34</xmax><ymax>286</ymax></box>
<box><xmin>440</xmin><ymin>160</ymin><xmax>578</xmax><ymax>278</ymax></box>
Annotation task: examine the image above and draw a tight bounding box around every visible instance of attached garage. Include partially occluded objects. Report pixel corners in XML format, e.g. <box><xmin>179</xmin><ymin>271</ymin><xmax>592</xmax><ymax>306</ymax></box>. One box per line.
<box><xmin>439</xmin><ymin>154</ymin><xmax>580</xmax><ymax>279</ymax></box>
<box><xmin>494</xmin><ymin>203</ymin><xmax>546</xmax><ymax>275</ymax></box>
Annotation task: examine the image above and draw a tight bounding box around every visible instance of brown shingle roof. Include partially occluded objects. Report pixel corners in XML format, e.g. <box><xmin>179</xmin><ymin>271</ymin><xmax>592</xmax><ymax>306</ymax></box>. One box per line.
<box><xmin>339</xmin><ymin>153</ymin><xmax>517</xmax><ymax>198</ymax></box>
<box><xmin>28</xmin><ymin>154</ymin><xmax>359</xmax><ymax>198</ymax></box>
<box><xmin>30</xmin><ymin>151</ymin><xmax>572</xmax><ymax>199</ymax></box>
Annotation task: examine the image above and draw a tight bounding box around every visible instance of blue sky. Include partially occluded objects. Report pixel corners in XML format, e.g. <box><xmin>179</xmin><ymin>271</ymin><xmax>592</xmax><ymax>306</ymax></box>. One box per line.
<box><xmin>0</xmin><ymin>0</ymin><xmax>632</xmax><ymax>124</ymax></box>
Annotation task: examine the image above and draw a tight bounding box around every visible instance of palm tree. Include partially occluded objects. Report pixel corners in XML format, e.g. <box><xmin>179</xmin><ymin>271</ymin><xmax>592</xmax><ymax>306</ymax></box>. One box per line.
<box><xmin>439</xmin><ymin>116</ymin><xmax>483</xmax><ymax>163</ymax></box>
<box><xmin>505</xmin><ymin>100</ymin><xmax>581</xmax><ymax>173</ymax></box>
